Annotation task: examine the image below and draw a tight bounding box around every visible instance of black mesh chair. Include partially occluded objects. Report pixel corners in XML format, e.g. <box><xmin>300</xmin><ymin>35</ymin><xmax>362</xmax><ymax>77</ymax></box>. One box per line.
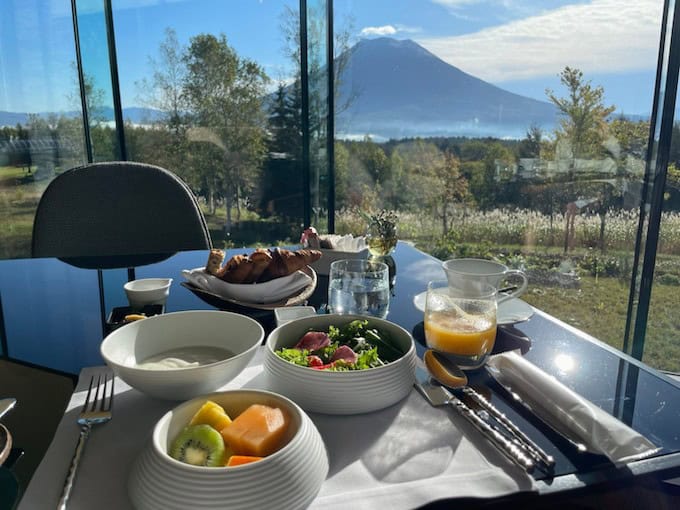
<box><xmin>31</xmin><ymin>161</ymin><xmax>212</xmax><ymax>269</ymax></box>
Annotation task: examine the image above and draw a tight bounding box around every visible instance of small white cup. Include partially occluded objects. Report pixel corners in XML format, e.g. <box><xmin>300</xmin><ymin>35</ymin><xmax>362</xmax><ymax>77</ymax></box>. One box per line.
<box><xmin>124</xmin><ymin>278</ymin><xmax>173</xmax><ymax>310</ymax></box>
<box><xmin>442</xmin><ymin>258</ymin><xmax>528</xmax><ymax>304</ymax></box>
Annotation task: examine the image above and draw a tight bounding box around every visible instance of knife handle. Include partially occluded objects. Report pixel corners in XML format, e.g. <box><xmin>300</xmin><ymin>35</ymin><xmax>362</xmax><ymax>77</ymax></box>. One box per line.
<box><xmin>448</xmin><ymin>396</ymin><xmax>535</xmax><ymax>473</ymax></box>
<box><xmin>462</xmin><ymin>387</ymin><xmax>555</xmax><ymax>468</ymax></box>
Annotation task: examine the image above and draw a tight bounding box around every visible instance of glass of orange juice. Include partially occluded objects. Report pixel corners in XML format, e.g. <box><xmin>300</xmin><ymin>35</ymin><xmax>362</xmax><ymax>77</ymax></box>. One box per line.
<box><xmin>424</xmin><ymin>280</ymin><xmax>497</xmax><ymax>370</ymax></box>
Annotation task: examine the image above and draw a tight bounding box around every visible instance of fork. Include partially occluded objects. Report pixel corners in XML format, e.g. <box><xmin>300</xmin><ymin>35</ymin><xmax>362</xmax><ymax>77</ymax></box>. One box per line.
<box><xmin>58</xmin><ymin>372</ymin><xmax>114</xmax><ymax>510</ymax></box>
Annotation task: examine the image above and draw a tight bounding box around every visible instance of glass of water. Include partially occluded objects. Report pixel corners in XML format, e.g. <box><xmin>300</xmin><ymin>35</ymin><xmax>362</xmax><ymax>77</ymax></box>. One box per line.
<box><xmin>328</xmin><ymin>259</ymin><xmax>390</xmax><ymax>318</ymax></box>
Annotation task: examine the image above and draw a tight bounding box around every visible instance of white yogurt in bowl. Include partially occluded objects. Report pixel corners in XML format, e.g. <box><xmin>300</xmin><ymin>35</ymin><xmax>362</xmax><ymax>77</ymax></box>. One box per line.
<box><xmin>136</xmin><ymin>346</ymin><xmax>235</xmax><ymax>370</ymax></box>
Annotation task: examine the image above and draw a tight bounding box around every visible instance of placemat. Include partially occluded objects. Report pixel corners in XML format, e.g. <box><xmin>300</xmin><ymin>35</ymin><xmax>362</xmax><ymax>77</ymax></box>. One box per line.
<box><xmin>18</xmin><ymin>348</ymin><xmax>535</xmax><ymax>509</ymax></box>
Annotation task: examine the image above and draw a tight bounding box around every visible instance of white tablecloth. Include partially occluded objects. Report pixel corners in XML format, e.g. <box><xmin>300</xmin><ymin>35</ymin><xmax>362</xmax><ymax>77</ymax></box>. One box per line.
<box><xmin>19</xmin><ymin>348</ymin><xmax>535</xmax><ymax>509</ymax></box>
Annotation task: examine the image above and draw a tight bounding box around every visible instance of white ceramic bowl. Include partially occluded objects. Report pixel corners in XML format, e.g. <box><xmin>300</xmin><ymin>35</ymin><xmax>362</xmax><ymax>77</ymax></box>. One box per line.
<box><xmin>264</xmin><ymin>314</ymin><xmax>417</xmax><ymax>414</ymax></box>
<box><xmin>128</xmin><ymin>389</ymin><xmax>328</xmax><ymax>510</ymax></box>
<box><xmin>100</xmin><ymin>311</ymin><xmax>264</xmax><ymax>400</ymax></box>
<box><xmin>124</xmin><ymin>278</ymin><xmax>173</xmax><ymax>309</ymax></box>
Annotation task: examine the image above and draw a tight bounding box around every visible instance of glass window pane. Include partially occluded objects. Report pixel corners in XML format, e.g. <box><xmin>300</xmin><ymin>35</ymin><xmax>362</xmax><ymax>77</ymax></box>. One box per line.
<box><xmin>334</xmin><ymin>0</ymin><xmax>663</xmax><ymax>359</ymax></box>
<box><xmin>75</xmin><ymin>0</ymin><xmax>120</xmax><ymax>161</ymax></box>
<box><xmin>112</xmin><ymin>0</ymin><xmax>302</xmax><ymax>248</ymax></box>
<box><xmin>0</xmin><ymin>0</ymin><xmax>87</xmax><ymax>259</ymax></box>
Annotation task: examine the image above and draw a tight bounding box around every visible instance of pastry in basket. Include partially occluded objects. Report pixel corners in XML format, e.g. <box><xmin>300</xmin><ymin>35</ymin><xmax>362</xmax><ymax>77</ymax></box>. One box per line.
<box><xmin>205</xmin><ymin>249</ymin><xmax>226</xmax><ymax>276</ymax></box>
<box><xmin>205</xmin><ymin>248</ymin><xmax>321</xmax><ymax>284</ymax></box>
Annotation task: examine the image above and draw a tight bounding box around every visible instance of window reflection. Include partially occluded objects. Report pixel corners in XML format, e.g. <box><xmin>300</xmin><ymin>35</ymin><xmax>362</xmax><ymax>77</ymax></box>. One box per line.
<box><xmin>333</xmin><ymin>0</ymin><xmax>663</xmax><ymax>368</ymax></box>
<box><xmin>0</xmin><ymin>0</ymin><xmax>86</xmax><ymax>259</ymax></box>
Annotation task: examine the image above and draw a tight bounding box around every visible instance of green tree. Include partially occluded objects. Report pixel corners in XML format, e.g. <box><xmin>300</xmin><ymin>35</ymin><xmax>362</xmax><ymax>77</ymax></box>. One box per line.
<box><xmin>392</xmin><ymin>140</ymin><xmax>468</xmax><ymax>233</ymax></box>
<box><xmin>182</xmin><ymin>33</ymin><xmax>269</xmax><ymax>232</ymax></box>
<box><xmin>135</xmin><ymin>28</ymin><xmax>190</xmax><ymax>173</ymax></box>
<box><xmin>609</xmin><ymin>116</ymin><xmax>650</xmax><ymax>160</ymax></box>
<box><xmin>433</xmin><ymin>151</ymin><xmax>469</xmax><ymax>233</ymax></box>
<box><xmin>546</xmin><ymin>67</ymin><xmax>616</xmax><ymax>159</ymax></box>
<box><xmin>518</xmin><ymin>124</ymin><xmax>543</xmax><ymax>158</ymax></box>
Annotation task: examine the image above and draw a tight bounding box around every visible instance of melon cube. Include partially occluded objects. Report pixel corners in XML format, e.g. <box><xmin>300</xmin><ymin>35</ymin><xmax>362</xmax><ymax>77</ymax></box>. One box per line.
<box><xmin>220</xmin><ymin>404</ymin><xmax>289</xmax><ymax>457</ymax></box>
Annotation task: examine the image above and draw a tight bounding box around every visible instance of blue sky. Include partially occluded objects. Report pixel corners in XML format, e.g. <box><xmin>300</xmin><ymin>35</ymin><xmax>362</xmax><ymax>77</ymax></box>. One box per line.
<box><xmin>0</xmin><ymin>0</ymin><xmax>664</xmax><ymax>115</ymax></box>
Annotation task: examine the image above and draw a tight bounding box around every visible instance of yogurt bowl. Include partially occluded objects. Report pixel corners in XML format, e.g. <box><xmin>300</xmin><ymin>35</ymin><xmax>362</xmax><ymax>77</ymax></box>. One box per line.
<box><xmin>100</xmin><ymin>310</ymin><xmax>264</xmax><ymax>400</ymax></box>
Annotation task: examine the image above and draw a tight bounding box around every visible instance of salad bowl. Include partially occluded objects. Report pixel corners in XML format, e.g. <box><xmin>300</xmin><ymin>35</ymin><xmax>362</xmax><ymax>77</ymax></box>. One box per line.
<box><xmin>263</xmin><ymin>314</ymin><xmax>417</xmax><ymax>414</ymax></box>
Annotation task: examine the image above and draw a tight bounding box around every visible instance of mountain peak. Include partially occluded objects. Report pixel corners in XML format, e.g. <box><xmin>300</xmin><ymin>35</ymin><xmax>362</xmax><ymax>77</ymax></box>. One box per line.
<box><xmin>353</xmin><ymin>37</ymin><xmax>440</xmax><ymax>60</ymax></box>
<box><xmin>337</xmin><ymin>37</ymin><xmax>556</xmax><ymax>139</ymax></box>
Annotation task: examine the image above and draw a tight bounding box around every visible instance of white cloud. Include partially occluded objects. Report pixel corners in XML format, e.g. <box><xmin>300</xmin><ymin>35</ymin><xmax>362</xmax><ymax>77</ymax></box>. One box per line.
<box><xmin>417</xmin><ymin>0</ymin><xmax>663</xmax><ymax>82</ymax></box>
<box><xmin>360</xmin><ymin>24</ymin><xmax>421</xmax><ymax>37</ymax></box>
<box><xmin>361</xmin><ymin>25</ymin><xmax>398</xmax><ymax>36</ymax></box>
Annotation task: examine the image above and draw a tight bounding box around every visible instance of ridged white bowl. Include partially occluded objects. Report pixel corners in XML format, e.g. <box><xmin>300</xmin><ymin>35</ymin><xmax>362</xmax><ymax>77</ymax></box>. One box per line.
<box><xmin>264</xmin><ymin>314</ymin><xmax>416</xmax><ymax>414</ymax></box>
<box><xmin>128</xmin><ymin>390</ymin><xmax>328</xmax><ymax>510</ymax></box>
<box><xmin>101</xmin><ymin>311</ymin><xmax>263</xmax><ymax>400</ymax></box>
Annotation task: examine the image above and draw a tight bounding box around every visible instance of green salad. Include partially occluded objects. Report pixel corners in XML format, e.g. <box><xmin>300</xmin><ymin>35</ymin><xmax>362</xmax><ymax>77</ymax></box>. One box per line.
<box><xmin>275</xmin><ymin>319</ymin><xmax>404</xmax><ymax>371</ymax></box>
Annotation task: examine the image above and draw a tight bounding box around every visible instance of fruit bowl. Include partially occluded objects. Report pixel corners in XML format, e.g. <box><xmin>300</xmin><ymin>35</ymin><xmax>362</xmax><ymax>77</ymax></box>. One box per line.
<box><xmin>100</xmin><ymin>310</ymin><xmax>264</xmax><ymax>400</ymax></box>
<box><xmin>128</xmin><ymin>389</ymin><xmax>328</xmax><ymax>510</ymax></box>
<box><xmin>263</xmin><ymin>314</ymin><xmax>417</xmax><ymax>414</ymax></box>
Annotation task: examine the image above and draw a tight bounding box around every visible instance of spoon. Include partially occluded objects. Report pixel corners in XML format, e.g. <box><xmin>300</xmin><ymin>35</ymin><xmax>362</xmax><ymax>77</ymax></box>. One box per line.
<box><xmin>424</xmin><ymin>349</ymin><xmax>555</xmax><ymax>469</ymax></box>
<box><xmin>423</xmin><ymin>349</ymin><xmax>468</xmax><ymax>388</ymax></box>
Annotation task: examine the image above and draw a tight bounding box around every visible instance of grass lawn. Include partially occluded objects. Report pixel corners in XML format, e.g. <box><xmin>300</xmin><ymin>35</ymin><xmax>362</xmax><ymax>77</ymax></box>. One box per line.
<box><xmin>522</xmin><ymin>275</ymin><xmax>680</xmax><ymax>373</ymax></box>
<box><xmin>0</xmin><ymin>165</ymin><xmax>48</xmax><ymax>258</ymax></box>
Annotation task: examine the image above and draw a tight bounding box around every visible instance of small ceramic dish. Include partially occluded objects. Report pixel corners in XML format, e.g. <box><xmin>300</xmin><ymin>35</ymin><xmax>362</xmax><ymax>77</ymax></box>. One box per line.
<box><xmin>124</xmin><ymin>278</ymin><xmax>173</xmax><ymax>309</ymax></box>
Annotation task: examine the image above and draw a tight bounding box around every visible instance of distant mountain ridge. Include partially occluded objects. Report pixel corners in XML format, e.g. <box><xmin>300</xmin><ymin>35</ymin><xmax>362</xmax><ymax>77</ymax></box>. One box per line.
<box><xmin>0</xmin><ymin>107</ymin><xmax>163</xmax><ymax>128</ymax></box>
<box><xmin>1</xmin><ymin>37</ymin><xmax>650</xmax><ymax>139</ymax></box>
<box><xmin>336</xmin><ymin>38</ymin><xmax>558</xmax><ymax>139</ymax></box>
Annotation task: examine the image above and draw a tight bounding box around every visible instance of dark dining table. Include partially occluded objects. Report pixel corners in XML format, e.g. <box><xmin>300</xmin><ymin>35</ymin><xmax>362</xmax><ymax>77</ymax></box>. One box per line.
<box><xmin>2</xmin><ymin>242</ymin><xmax>680</xmax><ymax>508</ymax></box>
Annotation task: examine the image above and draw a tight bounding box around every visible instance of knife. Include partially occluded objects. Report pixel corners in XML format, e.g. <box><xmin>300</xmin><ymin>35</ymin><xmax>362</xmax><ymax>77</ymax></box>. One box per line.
<box><xmin>459</xmin><ymin>386</ymin><xmax>555</xmax><ymax>469</ymax></box>
<box><xmin>0</xmin><ymin>398</ymin><xmax>16</xmax><ymax>421</ymax></box>
<box><xmin>414</xmin><ymin>367</ymin><xmax>535</xmax><ymax>473</ymax></box>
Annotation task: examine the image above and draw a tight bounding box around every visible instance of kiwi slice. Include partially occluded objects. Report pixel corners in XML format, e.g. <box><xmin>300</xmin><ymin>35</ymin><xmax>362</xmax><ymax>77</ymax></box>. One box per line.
<box><xmin>169</xmin><ymin>424</ymin><xmax>225</xmax><ymax>467</ymax></box>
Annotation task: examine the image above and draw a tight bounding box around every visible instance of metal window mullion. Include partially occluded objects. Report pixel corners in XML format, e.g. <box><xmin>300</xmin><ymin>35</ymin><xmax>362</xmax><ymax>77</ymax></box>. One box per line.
<box><xmin>326</xmin><ymin>0</ymin><xmax>335</xmax><ymax>233</ymax></box>
<box><xmin>103</xmin><ymin>0</ymin><xmax>127</xmax><ymax>161</ymax></box>
<box><xmin>631</xmin><ymin>0</ymin><xmax>680</xmax><ymax>361</ymax></box>
<box><xmin>70</xmin><ymin>0</ymin><xmax>93</xmax><ymax>163</ymax></box>
<box><xmin>300</xmin><ymin>0</ymin><xmax>311</xmax><ymax>228</ymax></box>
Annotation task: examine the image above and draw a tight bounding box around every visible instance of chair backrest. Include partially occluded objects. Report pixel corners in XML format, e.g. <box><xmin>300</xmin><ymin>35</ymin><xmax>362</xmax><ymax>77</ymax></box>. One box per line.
<box><xmin>31</xmin><ymin>161</ymin><xmax>212</xmax><ymax>269</ymax></box>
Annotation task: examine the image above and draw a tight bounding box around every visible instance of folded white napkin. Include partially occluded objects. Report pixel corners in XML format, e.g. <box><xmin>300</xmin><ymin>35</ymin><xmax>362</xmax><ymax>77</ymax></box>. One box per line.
<box><xmin>322</xmin><ymin>234</ymin><xmax>367</xmax><ymax>252</ymax></box>
<box><xmin>307</xmin><ymin>235</ymin><xmax>369</xmax><ymax>275</ymax></box>
<box><xmin>486</xmin><ymin>351</ymin><xmax>659</xmax><ymax>465</ymax></box>
<box><xmin>181</xmin><ymin>268</ymin><xmax>311</xmax><ymax>304</ymax></box>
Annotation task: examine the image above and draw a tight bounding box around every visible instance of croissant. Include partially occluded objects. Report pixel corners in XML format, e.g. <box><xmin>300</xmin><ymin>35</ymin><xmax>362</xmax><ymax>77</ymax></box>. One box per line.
<box><xmin>210</xmin><ymin>248</ymin><xmax>321</xmax><ymax>284</ymax></box>
<box><xmin>217</xmin><ymin>254</ymin><xmax>253</xmax><ymax>283</ymax></box>
<box><xmin>247</xmin><ymin>249</ymin><xmax>273</xmax><ymax>283</ymax></box>
<box><xmin>258</xmin><ymin>248</ymin><xmax>322</xmax><ymax>282</ymax></box>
